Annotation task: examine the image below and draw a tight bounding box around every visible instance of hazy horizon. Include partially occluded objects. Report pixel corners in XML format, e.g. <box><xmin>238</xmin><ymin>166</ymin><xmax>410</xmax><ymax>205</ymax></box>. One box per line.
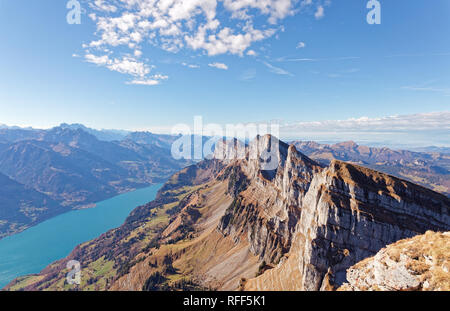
<box><xmin>2</xmin><ymin>111</ymin><xmax>449</xmax><ymax>148</ymax></box>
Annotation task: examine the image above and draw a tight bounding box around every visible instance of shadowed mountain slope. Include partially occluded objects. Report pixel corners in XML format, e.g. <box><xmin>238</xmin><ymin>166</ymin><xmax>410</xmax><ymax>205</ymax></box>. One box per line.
<box><xmin>0</xmin><ymin>172</ymin><xmax>63</xmax><ymax>239</ymax></box>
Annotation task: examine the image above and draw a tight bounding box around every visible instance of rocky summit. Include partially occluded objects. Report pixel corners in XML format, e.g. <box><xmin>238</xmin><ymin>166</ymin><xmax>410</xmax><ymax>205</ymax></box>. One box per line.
<box><xmin>6</xmin><ymin>136</ymin><xmax>449</xmax><ymax>291</ymax></box>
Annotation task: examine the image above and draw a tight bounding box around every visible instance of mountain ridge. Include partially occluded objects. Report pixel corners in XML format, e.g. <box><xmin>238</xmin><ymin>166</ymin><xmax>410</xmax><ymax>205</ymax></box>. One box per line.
<box><xmin>6</xmin><ymin>136</ymin><xmax>449</xmax><ymax>291</ymax></box>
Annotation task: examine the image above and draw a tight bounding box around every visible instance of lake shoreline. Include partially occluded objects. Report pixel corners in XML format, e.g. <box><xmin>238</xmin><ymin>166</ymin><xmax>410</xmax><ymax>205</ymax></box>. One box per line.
<box><xmin>0</xmin><ymin>183</ymin><xmax>163</xmax><ymax>289</ymax></box>
<box><xmin>0</xmin><ymin>183</ymin><xmax>160</xmax><ymax>241</ymax></box>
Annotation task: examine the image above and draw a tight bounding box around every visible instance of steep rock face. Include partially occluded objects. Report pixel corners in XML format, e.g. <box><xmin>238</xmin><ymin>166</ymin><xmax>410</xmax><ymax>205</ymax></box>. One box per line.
<box><xmin>245</xmin><ymin>160</ymin><xmax>450</xmax><ymax>290</ymax></box>
<box><xmin>217</xmin><ymin>135</ymin><xmax>323</xmax><ymax>264</ymax></box>
<box><xmin>339</xmin><ymin>231</ymin><xmax>450</xmax><ymax>291</ymax></box>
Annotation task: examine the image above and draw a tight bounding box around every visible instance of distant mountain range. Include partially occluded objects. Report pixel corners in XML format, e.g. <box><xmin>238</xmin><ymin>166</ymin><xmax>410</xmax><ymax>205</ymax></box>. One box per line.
<box><xmin>410</xmin><ymin>146</ymin><xmax>450</xmax><ymax>154</ymax></box>
<box><xmin>7</xmin><ymin>135</ymin><xmax>448</xmax><ymax>291</ymax></box>
<box><xmin>58</xmin><ymin>123</ymin><xmax>130</xmax><ymax>142</ymax></box>
<box><xmin>291</xmin><ymin>140</ymin><xmax>450</xmax><ymax>195</ymax></box>
<box><xmin>0</xmin><ymin>124</ymin><xmax>189</xmax><ymax>239</ymax></box>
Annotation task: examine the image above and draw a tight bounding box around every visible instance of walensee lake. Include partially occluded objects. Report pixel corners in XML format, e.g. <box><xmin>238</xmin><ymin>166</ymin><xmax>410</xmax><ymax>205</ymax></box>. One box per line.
<box><xmin>0</xmin><ymin>184</ymin><xmax>162</xmax><ymax>289</ymax></box>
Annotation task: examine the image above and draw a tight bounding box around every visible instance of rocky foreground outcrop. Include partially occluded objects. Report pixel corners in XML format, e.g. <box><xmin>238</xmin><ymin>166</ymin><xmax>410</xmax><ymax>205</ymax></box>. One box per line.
<box><xmin>6</xmin><ymin>135</ymin><xmax>450</xmax><ymax>291</ymax></box>
<box><xmin>339</xmin><ymin>231</ymin><xmax>450</xmax><ymax>291</ymax></box>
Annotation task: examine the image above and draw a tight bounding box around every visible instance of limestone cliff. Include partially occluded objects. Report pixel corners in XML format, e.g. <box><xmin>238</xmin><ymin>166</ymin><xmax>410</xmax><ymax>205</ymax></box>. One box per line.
<box><xmin>244</xmin><ymin>157</ymin><xmax>449</xmax><ymax>290</ymax></box>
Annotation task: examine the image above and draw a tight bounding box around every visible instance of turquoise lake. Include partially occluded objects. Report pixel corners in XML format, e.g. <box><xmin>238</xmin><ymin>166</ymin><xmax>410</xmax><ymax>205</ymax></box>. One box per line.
<box><xmin>0</xmin><ymin>183</ymin><xmax>162</xmax><ymax>289</ymax></box>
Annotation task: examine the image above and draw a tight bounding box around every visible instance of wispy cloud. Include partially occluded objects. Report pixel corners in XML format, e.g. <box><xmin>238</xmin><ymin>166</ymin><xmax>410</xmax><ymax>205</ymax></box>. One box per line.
<box><xmin>342</xmin><ymin>68</ymin><xmax>360</xmax><ymax>73</ymax></box>
<box><xmin>296</xmin><ymin>41</ymin><xmax>306</xmax><ymax>49</ymax></box>
<box><xmin>276</xmin><ymin>56</ymin><xmax>360</xmax><ymax>62</ymax></box>
<box><xmin>126</xmin><ymin>79</ymin><xmax>160</xmax><ymax>86</ymax></box>
<box><xmin>182</xmin><ymin>62</ymin><xmax>200</xmax><ymax>69</ymax></box>
<box><xmin>208</xmin><ymin>62</ymin><xmax>228</xmax><ymax>70</ymax></box>
<box><xmin>385</xmin><ymin>52</ymin><xmax>450</xmax><ymax>58</ymax></box>
<box><xmin>279</xmin><ymin>112</ymin><xmax>450</xmax><ymax>146</ymax></box>
<box><xmin>84</xmin><ymin>54</ymin><xmax>156</xmax><ymax>79</ymax></box>
<box><xmin>263</xmin><ymin>61</ymin><xmax>293</xmax><ymax>76</ymax></box>
<box><xmin>314</xmin><ymin>6</ymin><xmax>324</xmax><ymax>19</ymax></box>
<box><xmin>277</xmin><ymin>57</ymin><xmax>316</xmax><ymax>62</ymax></box>
<box><xmin>327</xmin><ymin>73</ymin><xmax>341</xmax><ymax>78</ymax></box>
<box><xmin>126</xmin><ymin>75</ymin><xmax>169</xmax><ymax>86</ymax></box>
<box><xmin>401</xmin><ymin>81</ymin><xmax>450</xmax><ymax>96</ymax></box>
<box><xmin>284</xmin><ymin>112</ymin><xmax>450</xmax><ymax>131</ymax></box>
<box><xmin>326</xmin><ymin>68</ymin><xmax>360</xmax><ymax>78</ymax></box>
<box><xmin>240</xmin><ymin>68</ymin><xmax>257</xmax><ymax>81</ymax></box>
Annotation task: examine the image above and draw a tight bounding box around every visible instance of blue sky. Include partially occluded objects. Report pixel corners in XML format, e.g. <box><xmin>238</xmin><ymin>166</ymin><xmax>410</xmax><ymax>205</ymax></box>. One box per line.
<box><xmin>0</xmin><ymin>0</ymin><xmax>449</xmax><ymax>145</ymax></box>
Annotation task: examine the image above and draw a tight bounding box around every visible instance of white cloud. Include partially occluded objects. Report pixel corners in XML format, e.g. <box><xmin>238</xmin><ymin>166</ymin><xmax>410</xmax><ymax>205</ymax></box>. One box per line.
<box><xmin>184</xmin><ymin>23</ymin><xmax>276</xmax><ymax>56</ymax></box>
<box><xmin>79</xmin><ymin>1</ymin><xmax>327</xmax><ymax>84</ymax></box>
<box><xmin>127</xmin><ymin>79</ymin><xmax>160</xmax><ymax>86</ymax></box>
<box><xmin>208</xmin><ymin>62</ymin><xmax>228</xmax><ymax>70</ymax></box>
<box><xmin>314</xmin><ymin>6</ymin><xmax>324</xmax><ymax>19</ymax></box>
<box><xmin>182</xmin><ymin>62</ymin><xmax>200</xmax><ymax>68</ymax></box>
<box><xmin>90</xmin><ymin>0</ymin><xmax>117</xmax><ymax>13</ymax></box>
<box><xmin>296</xmin><ymin>41</ymin><xmax>306</xmax><ymax>49</ymax></box>
<box><xmin>222</xmin><ymin>0</ymin><xmax>295</xmax><ymax>24</ymax></box>
<box><xmin>89</xmin><ymin>13</ymin><xmax>97</xmax><ymax>21</ymax></box>
<box><xmin>85</xmin><ymin>54</ymin><xmax>110</xmax><ymax>66</ymax></box>
<box><xmin>85</xmin><ymin>54</ymin><xmax>150</xmax><ymax>77</ymax></box>
<box><xmin>86</xmin><ymin>1</ymin><xmax>286</xmax><ymax>57</ymax></box>
<box><xmin>107</xmin><ymin>57</ymin><xmax>150</xmax><ymax>77</ymax></box>
<box><xmin>151</xmin><ymin>74</ymin><xmax>169</xmax><ymax>80</ymax></box>
<box><xmin>126</xmin><ymin>74</ymin><xmax>168</xmax><ymax>86</ymax></box>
